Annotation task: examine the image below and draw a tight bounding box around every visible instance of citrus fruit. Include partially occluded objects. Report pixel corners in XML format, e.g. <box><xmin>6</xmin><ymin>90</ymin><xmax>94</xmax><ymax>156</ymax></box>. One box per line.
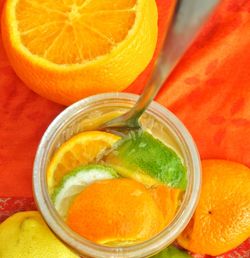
<box><xmin>53</xmin><ymin>164</ymin><xmax>118</xmax><ymax>218</ymax></box>
<box><xmin>152</xmin><ymin>245</ymin><xmax>191</xmax><ymax>258</ymax></box>
<box><xmin>1</xmin><ymin>0</ymin><xmax>158</xmax><ymax>105</ymax></box>
<box><xmin>47</xmin><ymin>131</ymin><xmax>120</xmax><ymax>194</ymax></box>
<box><xmin>149</xmin><ymin>184</ymin><xmax>181</xmax><ymax>226</ymax></box>
<box><xmin>178</xmin><ymin>159</ymin><xmax>250</xmax><ymax>256</ymax></box>
<box><xmin>66</xmin><ymin>178</ymin><xmax>165</xmax><ymax>245</ymax></box>
<box><xmin>105</xmin><ymin>130</ymin><xmax>187</xmax><ymax>189</ymax></box>
<box><xmin>0</xmin><ymin>211</ymin><xmax>79</xmax><ymax>258</ymax></box>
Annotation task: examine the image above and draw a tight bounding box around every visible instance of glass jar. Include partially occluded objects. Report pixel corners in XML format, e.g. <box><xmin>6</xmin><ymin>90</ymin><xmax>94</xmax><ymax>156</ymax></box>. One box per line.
<box><xmin>33</xmin><ymin>93</ymin><xmax>201</xmax><ymax>258</ymax></box>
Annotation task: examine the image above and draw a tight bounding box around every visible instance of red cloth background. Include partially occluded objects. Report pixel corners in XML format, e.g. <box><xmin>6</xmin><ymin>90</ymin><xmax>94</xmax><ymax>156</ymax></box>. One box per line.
<box><xmin>2</xmin><ymin>0</ymin><xmax>249</xmax><ymax>196</ymax></box>
<box><xmin>0</xmin><ymin>0</ymin><xmax>250</xmax><ymax>257</ymax></box>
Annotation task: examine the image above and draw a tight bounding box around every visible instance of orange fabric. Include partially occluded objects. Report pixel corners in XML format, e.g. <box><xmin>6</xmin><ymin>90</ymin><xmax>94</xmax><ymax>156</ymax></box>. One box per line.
<box><xmin>0</xmin><ymin>0</ymin><xmax>249</xmax><ymax>200</ymax></box>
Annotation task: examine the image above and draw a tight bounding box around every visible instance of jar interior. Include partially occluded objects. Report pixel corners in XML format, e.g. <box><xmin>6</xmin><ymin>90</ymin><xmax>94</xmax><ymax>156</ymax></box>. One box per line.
<box><xmin>34</xmin><ymin>94</ymin><xmax>200</xmax><ymax>258</ymax></box>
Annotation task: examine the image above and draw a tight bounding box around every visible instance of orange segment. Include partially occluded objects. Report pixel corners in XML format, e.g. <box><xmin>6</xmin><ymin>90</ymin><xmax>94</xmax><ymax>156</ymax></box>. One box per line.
<box><xmin>47</xmin><ymin>131</ymin><xmax>120</xmax><ymax>194</ymax></box>
<box><xmin>178</xmin><ymin>159</ymin><xmax>250</xmax><ymax>256</ymax></box>
<box><xmin>149</xmin><ymin>185</ymin><xmax>182</xmax><ymax>226</ymax></box>
<box><xmin>16</xmin><ymin>0</ymin><xmax>136</xmax><ymax>64</ymax></box>
<box><xmin>80</xmin><ymin>0</ymin><xmax>136</xmax><ymax>11</ymax></box>
<box><xmin>66</xmin><ymin>178</ymin><xmax>165</xmax><ymax>244</ymax></box>
<box><xmin>2</xmin><ymin>0</ymin><xmax>158</xmax><ymax>105</ymax></box>
<box><xmin>80</xmin><ymin>11</ymin><xmax>136</xmax><ymax>43</ymax></box>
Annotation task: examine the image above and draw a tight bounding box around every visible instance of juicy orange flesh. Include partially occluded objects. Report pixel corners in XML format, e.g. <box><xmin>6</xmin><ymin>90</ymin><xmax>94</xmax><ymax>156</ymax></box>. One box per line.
<box><xmin>67</xmin><ymin>178</ymin><xmax>166</xmax><ymax>244</ymax></box>
<box><xmin>53</xmin><ymin>140</ymin><xmax>112</xmax><ymax>184</ymax></box>
<box><xmin>16</xmin><ymin>0</ymin><xmax>136</xmax><ymax>64</ymax></box>
<box><xmin>47</xmin><ymin>131</ymin><xmax>121</xmax><ymax>191</ymax></box>
<box><xmin>149</xmin><ymin>185</ymin><xmax>181</xmax><ymax>226</ymax></box>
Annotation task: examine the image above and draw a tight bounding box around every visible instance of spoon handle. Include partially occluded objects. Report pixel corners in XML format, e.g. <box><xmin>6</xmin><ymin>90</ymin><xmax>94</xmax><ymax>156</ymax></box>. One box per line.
<box><xmin>103</xmin><ymin>0</ymin><xmax>220</xmax><ymax>129</ymax></box>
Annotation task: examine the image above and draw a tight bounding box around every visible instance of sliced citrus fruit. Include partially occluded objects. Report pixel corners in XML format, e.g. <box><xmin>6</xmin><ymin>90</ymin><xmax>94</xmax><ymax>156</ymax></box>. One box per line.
<box><xmin>105</xmin><ymin>130</ymin><xmax>187</xmax><ymax>189</ymax></box>
<box><xmin>2</xmin><ymin>0</ymin><xmax>158</xmax><ymax>105</ymax></box>
<box><xmin>47</xmin><ymin>131</ymin><xmax>120</xmax><ymax>194</ymax></box>
<box><xmin>152</xmin><ymin>245</ymin><xmax>191</xmax><ymax>258</ymax></box>
<box><xmin>149</xmin><ymin>184</ymin><xmax>182</xmax><ymax>226</ymax></box>
<box><xmin>66</xmin><ymin>178</ymin><xmax>165</xmax><ymax>245</ymax></box>
<box><xmin>178</xmin><ymin>159</ymin><xmax>250</xmax><ymax>256</ymax></box>
<box><xmin>53</xmin><ymin>164</ymin><xmax>118</xmax><ymax>218</ymax></box>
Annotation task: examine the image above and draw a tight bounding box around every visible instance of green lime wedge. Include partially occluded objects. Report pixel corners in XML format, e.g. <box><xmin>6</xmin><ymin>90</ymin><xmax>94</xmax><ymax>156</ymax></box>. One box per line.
<box><xmin>152</xmin><ymin>245</ymin><xmax>191</xmax><ymax>258</ymax></box>
<box><xmin>52</xmin><ymin>164</ymin><xmax>118</xmax><ymax>218</ymax></box>
<box><xmin>105</xmin><ymin>130</ymin><xmax>187</xmax><ymax>190</ymax></box>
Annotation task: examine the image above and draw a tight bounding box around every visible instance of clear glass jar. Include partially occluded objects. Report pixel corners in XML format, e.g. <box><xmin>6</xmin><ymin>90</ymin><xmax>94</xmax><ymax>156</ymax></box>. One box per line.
<box><xmin>33</xmin><ymin>93</ymin><xmax>201</xmax><ymax>258</ymax></box>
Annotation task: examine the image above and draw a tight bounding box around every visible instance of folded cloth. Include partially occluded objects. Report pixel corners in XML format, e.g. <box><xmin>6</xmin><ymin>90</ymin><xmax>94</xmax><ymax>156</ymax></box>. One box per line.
<box><xmin>0</xmin><ymin>0</ymin><xmax>250</xmax><ymax>200</ymax></box>
<box><xmin>156</xmin><ymin>0</ymin><xmax>250</xmax><ymax>168</ymax></box>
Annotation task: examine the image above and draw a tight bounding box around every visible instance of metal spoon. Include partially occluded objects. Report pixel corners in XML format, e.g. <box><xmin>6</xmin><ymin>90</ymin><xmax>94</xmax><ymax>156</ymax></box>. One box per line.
<box><xmin>100</xmin><ymin>0</ymin><xmax>219</xmax><ymax>133</ymax></box>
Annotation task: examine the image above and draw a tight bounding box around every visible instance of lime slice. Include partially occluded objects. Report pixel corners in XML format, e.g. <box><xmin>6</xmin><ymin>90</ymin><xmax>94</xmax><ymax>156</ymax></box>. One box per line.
<box><xmin>105</xmin><ymin>130</ymin><xmax>187</xmax><ymax>189</ymax></box>
<box><xmin>52</xmin><ymin>164</ymin><xmax>118</xmax><ymax>218</ymax></box>
<box><xmin>152</xmin><ymin>245</ymin><xmax>191</xmax><ymax>258</ymax></box>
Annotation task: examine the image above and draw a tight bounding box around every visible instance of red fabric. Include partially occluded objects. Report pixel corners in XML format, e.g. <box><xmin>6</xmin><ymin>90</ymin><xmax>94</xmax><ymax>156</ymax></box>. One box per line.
<box><xmin>190</xmin><ymin>238</ymin><xmax>250</xmax><ymax>258</ymax></box>
<box><xmin>0</xmin><ymin>197</ymin><xmax>36</xmax><ymax>223</ymax></box>
<box><xmin>0</xmin><ymin>0</ymin><xmax>250</xmax><ymax>256</ymax></box>
<box><xmin>156</xmin><ymin>0</ymin><xmax>250</xmax><ymax>167</ymax></box>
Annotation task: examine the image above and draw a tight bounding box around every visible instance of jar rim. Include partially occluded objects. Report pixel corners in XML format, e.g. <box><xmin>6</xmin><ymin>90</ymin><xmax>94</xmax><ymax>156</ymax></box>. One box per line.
<box><xmin>33</xmin><ymin>92</ymin><xmax>201</xmax><ymax>258</ymax></box>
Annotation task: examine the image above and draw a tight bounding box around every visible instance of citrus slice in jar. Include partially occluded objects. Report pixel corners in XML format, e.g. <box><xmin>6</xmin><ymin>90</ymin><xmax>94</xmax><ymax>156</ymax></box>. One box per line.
<box><xmin>105</xmin><ymin>130</ymin><xmax>187</xmax><ymax>189</ymax></box>
<box><xmin>47</xmin><ymin>131</ymin><xmax>120</xmax><ymax>194</ymax></box>
<box><xmin>66</xmin><ymin>178</ymin><xmax>165</xmax><ymax>244</ymax></box>
<box><xmin>52</xmin><ymin>164</ymin><xmax>119</xmax><ymax>218</ymax></box>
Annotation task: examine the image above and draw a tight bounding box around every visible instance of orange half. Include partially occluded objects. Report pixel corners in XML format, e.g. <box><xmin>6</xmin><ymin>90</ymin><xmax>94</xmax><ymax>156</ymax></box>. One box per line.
<box><xmin>2</xmin><ymin>0</ymin><xmax>158</xmax><ymax>105</ymax></box>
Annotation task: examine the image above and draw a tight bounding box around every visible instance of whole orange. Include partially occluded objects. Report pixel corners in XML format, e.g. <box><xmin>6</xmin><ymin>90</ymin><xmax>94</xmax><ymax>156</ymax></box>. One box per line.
<box><xmin>178</xmin><ymin>159</ymin><xmax>250</xmax><ymax>256</ymax></box>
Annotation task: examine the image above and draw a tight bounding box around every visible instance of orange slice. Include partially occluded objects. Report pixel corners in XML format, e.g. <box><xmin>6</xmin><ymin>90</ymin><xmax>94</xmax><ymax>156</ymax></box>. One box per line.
<box><xmin>178</xmin><ymin>159</ymin><xmax>250</xmax><ymax>256</ymax></box>
<box><xmin>66</xmin><ymin>178</ymin><xmax>165</xmax><ymax>245</ymax></box>
<box><xmin>47</xmin><ymin>131</ymin><xmax>120</xmax><ymax>194</ymax></box>
<box><xmin>149</xmin><ymin>184</ymin><xmax>182</xmax><ymax>226</ymax></box>
<box><xmin>2</xmin><ymin>0</ymin><xmax>158</xmax><ymax>105</ymax></box>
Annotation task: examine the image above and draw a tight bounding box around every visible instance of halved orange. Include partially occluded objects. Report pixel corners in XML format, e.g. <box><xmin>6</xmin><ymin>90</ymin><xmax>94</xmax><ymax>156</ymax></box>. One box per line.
<box><xmin>2</xmin><ymin>0</ymin><xmax>158</xmax><ymax>105</ymax></box>
<box><xmin>47</xmin><ymin>131</ymin><xmax>120</xmax><ymax>194</ymax></box>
